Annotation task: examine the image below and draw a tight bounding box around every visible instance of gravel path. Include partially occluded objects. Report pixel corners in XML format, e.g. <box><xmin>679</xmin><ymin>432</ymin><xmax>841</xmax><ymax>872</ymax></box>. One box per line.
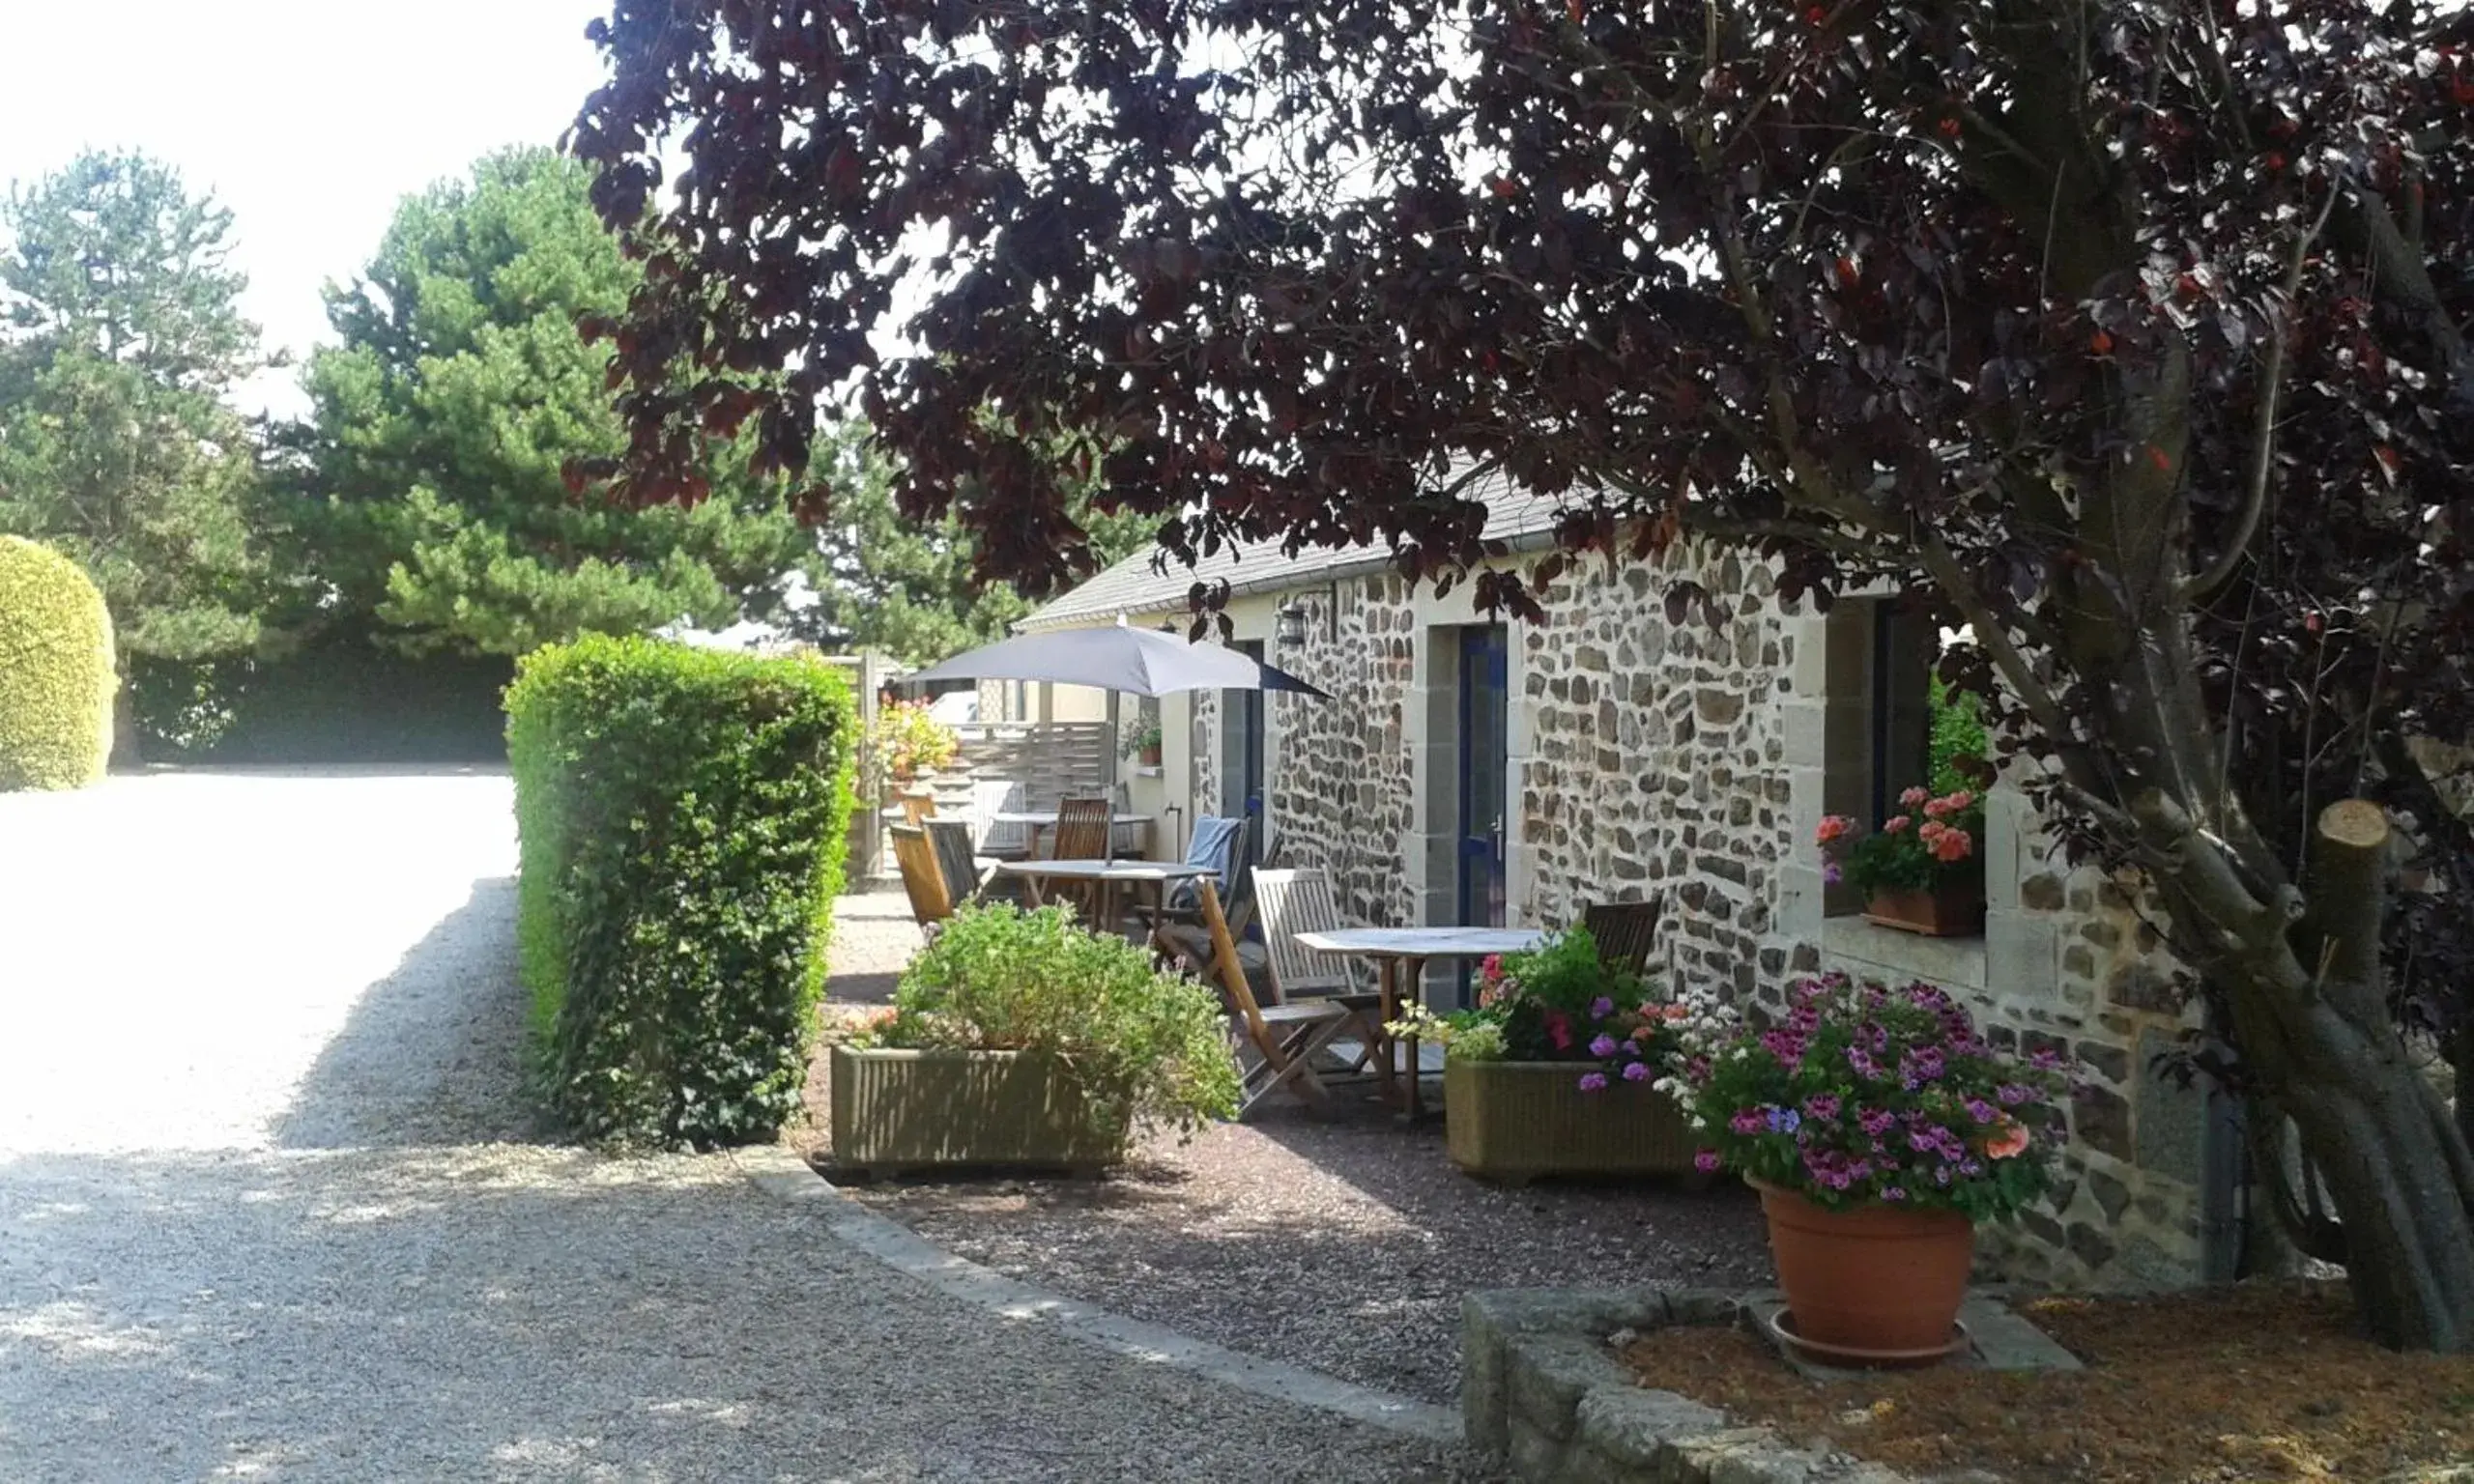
<box><xmin>805</xmin><ymin>893</ymin><xmax>1772</xmax><ymax>1407</ymax></box>
<box><xmin>0</xmin><ymin>771</ymin><xmax>1470</xmax><ymax>1482</ymax></box>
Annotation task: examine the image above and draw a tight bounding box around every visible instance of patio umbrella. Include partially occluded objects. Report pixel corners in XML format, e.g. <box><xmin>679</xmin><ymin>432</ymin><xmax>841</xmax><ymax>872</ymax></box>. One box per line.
<box><xmin>899</xmin><ymin>622</ymin><xmax>1331</xmax><ymax>699</ymax></box>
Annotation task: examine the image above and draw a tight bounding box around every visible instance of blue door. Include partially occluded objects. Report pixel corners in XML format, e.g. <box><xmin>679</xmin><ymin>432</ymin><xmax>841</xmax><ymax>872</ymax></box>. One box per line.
<box><xmin>1231</xmin><ymin>641</ymin><xmax>1267</xmax><ymax>868</ymax></box>
<box><xmin>1457</xmin><ymin>626</ymin><xmax>1510</xmax><ymax>933</ymax></box>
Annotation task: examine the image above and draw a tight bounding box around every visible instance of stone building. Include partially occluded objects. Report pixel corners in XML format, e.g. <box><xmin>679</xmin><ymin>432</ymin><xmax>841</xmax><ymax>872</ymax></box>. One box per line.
<box><xmin>1018</xmin><ymin>477</ymin><xmax>2238</xmax><ymax>1292</ymax></box>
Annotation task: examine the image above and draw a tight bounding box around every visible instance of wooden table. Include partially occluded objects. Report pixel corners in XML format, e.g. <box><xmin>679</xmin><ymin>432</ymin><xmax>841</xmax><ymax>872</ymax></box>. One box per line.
<box><xmin>1289</xmin><ymin>927</ymin><xmax>1545</xmax><ymax>1120</ymax></box>
<box><xmin>991</xmin><ymin>858</ymin><xmax>1216</xmax><ymax>945</ymax></box>
<box><xmin>991</xmin><ymin>810</ymin><xmax>1158</xmax><ymax>858</ymax></box>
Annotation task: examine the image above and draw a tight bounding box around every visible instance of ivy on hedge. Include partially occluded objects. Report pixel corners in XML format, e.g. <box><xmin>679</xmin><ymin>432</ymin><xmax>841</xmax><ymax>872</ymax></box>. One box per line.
<box><xmin>0</xmin><ymin>535</ymin><xmax>115</xmax><ymax>791</ymax></box>
<box><xmin>505</xmin><ymin>635</ymin><xmax>857</xmax><ymax>1147</ymax></box>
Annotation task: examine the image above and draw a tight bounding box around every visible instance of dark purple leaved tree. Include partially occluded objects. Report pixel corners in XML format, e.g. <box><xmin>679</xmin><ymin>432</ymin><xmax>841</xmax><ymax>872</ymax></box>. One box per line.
<box><xmin>567</xmin><ymin>0</ymin><xmax>2474</xmax><ymax>1348</ymax></box>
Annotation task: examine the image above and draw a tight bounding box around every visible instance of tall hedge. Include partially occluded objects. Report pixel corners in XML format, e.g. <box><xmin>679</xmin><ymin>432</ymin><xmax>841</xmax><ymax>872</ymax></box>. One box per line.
<box><xmin>0</xmin><ymin>536</ymin><xmax>115</xmax><ymax>790</ymax></box>
<box><xmin>505</xmin><ymin>635</ymin><xmax>857</xmax><ymax>1147</ymax></box>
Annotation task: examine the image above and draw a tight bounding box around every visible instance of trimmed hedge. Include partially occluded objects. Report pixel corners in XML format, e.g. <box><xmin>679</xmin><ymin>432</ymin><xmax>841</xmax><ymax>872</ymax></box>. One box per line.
<box><xmin>0</xmin><ymin>536</ymin><xmax>115</xmax><ymax>790</ymax></box>
<box><xmin>506</xmin><ymin>635</ymin><xmax>857</xmax><ymax>1147</ymax></box>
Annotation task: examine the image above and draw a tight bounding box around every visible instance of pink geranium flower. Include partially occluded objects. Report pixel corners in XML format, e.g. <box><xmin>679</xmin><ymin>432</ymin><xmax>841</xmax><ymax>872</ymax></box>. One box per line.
<box><xmin>1900</xmin><ymin>785</ymin><xmax>1930</xmax><ymax>808</ymax></box>
<box><xmin>1883</xmin><ymin>814</ymin><xmax>1912</xmax><ymax>834</ymax></box>
<box><xmin>1815</xmin><ymin>814</ymin><xmax>1857</xmax><ymax>845</ymax></box>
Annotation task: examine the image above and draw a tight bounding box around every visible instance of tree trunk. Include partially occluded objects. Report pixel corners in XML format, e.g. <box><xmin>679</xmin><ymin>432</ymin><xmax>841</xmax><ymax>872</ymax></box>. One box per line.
<box><xmin>108</xmin><ymin>671</ymin><xmax>140</xmax><ymax>771</ymax></box>
<box><xmin>2216</xmin><ymin>801</ymin><xmax>2474</xmax><ymax>1350</ymax></box>
<box><xmin>2459</xmin><ymin>1025</ymin><xmax>2474</xmax><ymax>1154</ymax></box>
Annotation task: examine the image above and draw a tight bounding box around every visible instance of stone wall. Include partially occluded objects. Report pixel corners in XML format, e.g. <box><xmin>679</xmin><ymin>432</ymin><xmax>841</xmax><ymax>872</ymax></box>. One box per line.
<box><xmin>1970</xmin><ymin>848</ymin><xmax>2214</xmax><ymax>1288</ymax></box>
<box><xmin>1514</xmin><ymin>543</ymin><xmax>1798</xmax><ymax>1005</ymax></box>
<box><xmin>1264</xmin><ymin>578</ymin><xmax>1423</xmax><ymax>928</ymax></box>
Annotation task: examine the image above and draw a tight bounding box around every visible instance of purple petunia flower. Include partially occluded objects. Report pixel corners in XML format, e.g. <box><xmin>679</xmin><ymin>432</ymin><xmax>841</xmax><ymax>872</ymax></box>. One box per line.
<box><xmin>1846</xmin><ymin>1046</ymin><xmax>1880</xmax><ymax>1079</ymax></box>
<box><xmin>1882</xmin><ymin>1185</ymin><xmax>1907</xmax><ymax>1202</ymax></box>
<box><xmin>1823</xmin><ymin>860</ymin><xmax>1844</xmax><ymax>885</ymax></box>
<box><xmin>1803</xmin><ymin>1094</ymin><xmax>1842</xmax><ymax>1121</ymax></box>
<box><xmin>1577</xmin><ymin>1071</ymin><xmax>1609</xmax><ymax>1092</ymax></box>
<box><xmin>1621</xmin><ymin>1041</ymin><xmax>1639</xmax><ymax>1057</ymax></box>
<box><xmin>2029</xmin><ymin>1047</ymin><xmax>2062</xmax><ymax>1071</ymax></box>
<box><xmin>1622</xmin><ymin>1059</ymin><xmax>1651</xmax><ymax>1082</ymax></box>
<box><xmin>1589</xmin><ymin>996</ymin><xmax>1615</xmax><ymax>1020</ymax></box>
<box><xmin>1693</xmin><ymin>1149</ymin><xmax>1722</xmax><ymax>1173</ymax></box>
<box><xmin>1589</xmin><ymin>1034</ymin><xmax>1620</xmax><ymax>1059</ymax></box>
<box><xmin>1732</xmin><ymin>1108</ymin><xmax>1769</xmax><ymax>1135</ymax></box>
<box><xmin>1998</xmin><ymin>1082</ymin><xmax>2032</xmax><ymax>1105</ymax></box>
<box><xmin>1857</xmin><ymin>1107</ymin><xmax>1897</xmax><ymax>1137</ymax></box>
<box><xmin>1965</xmin><ymin>1098</ymin><xmax>1998</xmax><ymax>1124</ymax></box>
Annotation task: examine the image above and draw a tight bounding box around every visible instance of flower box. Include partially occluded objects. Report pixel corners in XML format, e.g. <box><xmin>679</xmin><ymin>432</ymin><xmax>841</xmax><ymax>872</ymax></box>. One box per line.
<box><xmin>1444</xmin><ymin>1059</ymin><xmax>1701</xmax><ymax>1186</ymax></box>
<box><xmin>828</xmin><ymin>1044</ymin><xmax>1128</xmax><ymax>1178</ymax></box>
<box><xmin>1862</xmin><ymin>881</ymin><xmax>1985</xmax><ymax>937</ymax></box>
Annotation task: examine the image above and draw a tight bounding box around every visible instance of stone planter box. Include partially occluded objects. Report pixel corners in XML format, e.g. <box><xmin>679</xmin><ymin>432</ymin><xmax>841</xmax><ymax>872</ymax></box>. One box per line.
<box><xmin>828</xmin><ymin>1044</ymin><xmax>1126</xmax><ymax>1177</ymax></box>
<box><xmin>1445</xmin><ymin>1059</ymin><xmax>1701</xmax><ymax>1185</ymax></box>
<box><xmin>1463</xmin><ymin>1288</ymin><xmax>1855</xmax><ymax>1483</ymax></box>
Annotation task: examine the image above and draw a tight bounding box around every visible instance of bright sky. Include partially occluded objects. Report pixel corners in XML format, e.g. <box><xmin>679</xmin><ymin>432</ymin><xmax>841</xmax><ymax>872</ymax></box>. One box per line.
<box><xmin>0</xmin><ymin>0</ymin><xmax>612</xmax><ymax>416</ymax></box>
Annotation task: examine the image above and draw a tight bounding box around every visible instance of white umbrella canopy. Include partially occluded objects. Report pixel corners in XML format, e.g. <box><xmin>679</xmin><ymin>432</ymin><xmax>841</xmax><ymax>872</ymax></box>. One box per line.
<box><xmin>899</xmin><ymin>623</ymin><xmax>1330</xmax><ymax>699</ymax></box>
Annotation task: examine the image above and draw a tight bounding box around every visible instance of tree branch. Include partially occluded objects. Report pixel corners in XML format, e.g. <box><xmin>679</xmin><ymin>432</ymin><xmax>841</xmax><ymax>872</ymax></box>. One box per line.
<box><xmin>2186</xmin><ymin>178</ymin><xmax>2339</xmax><ymax>605</ymax></box>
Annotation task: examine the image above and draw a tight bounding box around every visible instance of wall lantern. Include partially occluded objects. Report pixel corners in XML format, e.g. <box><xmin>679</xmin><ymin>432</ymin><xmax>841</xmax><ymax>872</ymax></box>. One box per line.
<box><xmin>1276</xmin><ymin>602</ymin><xmax>1309</xmax><ymax>647</ymax></box>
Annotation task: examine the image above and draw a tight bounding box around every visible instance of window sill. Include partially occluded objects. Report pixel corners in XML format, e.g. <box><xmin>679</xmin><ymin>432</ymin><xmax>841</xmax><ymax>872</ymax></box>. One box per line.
<box><xmin>1820</xmin><ymin>915</ymin><xmax>1987</xmax><ymax>993</ymax></box>
<box><xmin>1131</xmin><ymin>765</ymin><xmax>1164</xmax><ymax>779</ymax></box>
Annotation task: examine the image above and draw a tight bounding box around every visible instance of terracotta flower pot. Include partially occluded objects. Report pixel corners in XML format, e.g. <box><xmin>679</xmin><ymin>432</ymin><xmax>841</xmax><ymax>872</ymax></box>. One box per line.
<box><xmin>1862</xmin><ymin>880</ymin><xmax>1986</xmax><ymax>937</ymax></box>
<box><xmin>1751</xmin><ymin>1177</ymin><xmax>1974</xmax><ymax>1363</ymax></box>
<box><xmin>1137</xmin><ymin>742</ymin><xmax>1162</xmax><ymax>767</ymax></box>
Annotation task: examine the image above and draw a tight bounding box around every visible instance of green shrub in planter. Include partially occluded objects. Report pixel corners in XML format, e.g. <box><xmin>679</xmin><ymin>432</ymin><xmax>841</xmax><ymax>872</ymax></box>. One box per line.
<box><xmin>851</xmin><ymin>903</ymin><xmax>1241</xmax><ymax>1150</ymax></box>
<box><xmin>505</xmin><ymin>635</ymin><xmax>856</xmax><ymax>1147</ymax></box>
<box><xmin>0</xmin><ymin>535</ymin><xmax>115</xmax><ymax>790</ymax></box>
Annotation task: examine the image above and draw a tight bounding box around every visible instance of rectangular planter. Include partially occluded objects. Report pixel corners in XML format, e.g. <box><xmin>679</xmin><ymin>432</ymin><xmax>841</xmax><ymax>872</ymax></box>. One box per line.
<box><xmin>1862</xmin><ymin>883</ymin><xmax>1985</xmax><ymax>937</ymax></box>
<box><xmin>828</xmin><ymin>1044</ymin><xmax>1128</xmax><ymax>1177</ymax></box>
<box><xmin>1444</xmin><ymin>1059</ymin><xmax>1700</xmax><ymax>1186</ymax></box>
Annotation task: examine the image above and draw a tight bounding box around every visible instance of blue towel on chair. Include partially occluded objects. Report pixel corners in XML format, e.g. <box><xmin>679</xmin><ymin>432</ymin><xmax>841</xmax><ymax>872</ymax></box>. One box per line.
<box><xmin>1170</xmin><ymin>815</ymin><xmax>1244</xmax><ymax>909</ymax></box>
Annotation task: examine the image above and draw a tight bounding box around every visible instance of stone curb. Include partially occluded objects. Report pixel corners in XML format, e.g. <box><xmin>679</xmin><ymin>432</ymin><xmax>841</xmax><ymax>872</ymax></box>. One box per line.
<box><xmin>734</xmin><ymin>1145</ymin><xmax>1461</xmax><ymax>1443</ymax></box>
<box><xmin>1464</xmin><ymin>1287</ymin><xmax>1938</xmax><ymax>1483</ymax></box>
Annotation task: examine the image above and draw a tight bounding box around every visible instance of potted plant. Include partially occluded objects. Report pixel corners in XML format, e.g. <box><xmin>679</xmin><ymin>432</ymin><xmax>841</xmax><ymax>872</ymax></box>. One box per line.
<box><xmin>1815</xmin><ymin>785</ymin><xmax>1987</xmax><ymax>935</ymax></box>
<box><xmin>1660</xmin><ymin>972</ymin><xmax>2074</xmax><ymax>1365</ymax></box>
<box><xmin>1392</xmin><ymin>928</ymin><xmax>1698</xmax><ymax>1185</ymax></box>
<box><xmin>867</xmin><ymin>698</ymin><xmax>961</xmax><ymax>790</ymax></box>
<box><xmin>1120</xmin><ymin>720</ymin><xmax>1164</xmax><ymax>768</ymax></box>
<box><xmin>827</xmin><ymin>903</ymin><xmax>1240</xmax><ymax>1176</ymax></box>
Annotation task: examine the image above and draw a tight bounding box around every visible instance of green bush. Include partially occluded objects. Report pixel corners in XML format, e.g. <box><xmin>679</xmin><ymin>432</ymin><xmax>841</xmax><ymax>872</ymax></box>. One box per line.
<box><xmin>1928</xmin><ymin>674</ymin><xmax>1991</xmax><ymax>795</ymax></box>
<box><xmin>855</xmin><ymin>903</ymin><xmax>1241</xmax><ymax>1141</ymax></box>
<box><xmin>505</xmin><ymin>635</ymin><xmax>857</xmax><ymax>1147</ymax></box>
<box><xmin>0</xmin><ymin>536</ymin><xmax>115</xmax><ymax>790</ymax></box>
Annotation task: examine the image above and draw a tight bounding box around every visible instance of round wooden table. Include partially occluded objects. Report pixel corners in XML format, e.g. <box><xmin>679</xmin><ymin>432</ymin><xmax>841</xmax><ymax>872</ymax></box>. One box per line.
<box><xmin>990</xmin><ymin>858</ymin><xmax>1215</xmax><ymax>944</ymax></box>
<box><xmin>1289</xmin><ymin>927</ymin><xmax>1545</xmax><ymax>1119</ymax></box>
<box><xmin>990</xmin><ymin>810</ymin><xmax>1158</xmax><ymax>857</ymax></box>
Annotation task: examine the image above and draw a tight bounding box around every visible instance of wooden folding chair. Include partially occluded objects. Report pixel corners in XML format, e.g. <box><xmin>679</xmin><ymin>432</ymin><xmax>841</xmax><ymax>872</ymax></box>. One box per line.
<box><xmin>925</xmin><ymin>817</ymin><xmax>987</xmax><ymax>909</ymax></box>
<box><xmin>1583</xmin><ymin>896</ymin><xmax>1666</xmax><ymax>974</ymax></box>
<box><xmin>1188</xmin><ymin>874</ymin><xmax>1349</xmax><ymax>1118</ymax></box>
<box><xmin>1050</xmin><ymin>795</ymin><xmax>1114</xmax><ymax>859</ymax></box>
<box><xmin>1251</xmin><ymin>867</ymin><xmax>1383</xmax><ymax>1078</ymax></box>
<box><xmin>890</xmin><ymin>824</ymin><xmax>954</xmax><ymax>937</ymax></box>
<box><xmin>1047</xmin><ymin>794</ymin><xmax>1115</xmax><ymax>922</ymax></box>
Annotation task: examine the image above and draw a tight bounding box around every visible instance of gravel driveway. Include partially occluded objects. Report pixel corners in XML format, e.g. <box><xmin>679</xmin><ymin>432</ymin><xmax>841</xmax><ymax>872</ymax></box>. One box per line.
<box><xmin>0</xmin><ymin>770</ymin><xmax>1469</xmax><ymax>1482</ymax></box>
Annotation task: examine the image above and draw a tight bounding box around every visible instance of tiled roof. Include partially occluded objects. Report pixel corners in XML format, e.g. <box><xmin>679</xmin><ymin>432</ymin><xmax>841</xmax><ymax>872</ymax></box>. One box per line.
<box><xmin>1019</xmin><ymin>469</ymin><xmax>1565</xmax><ymax>632</ymax></box>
